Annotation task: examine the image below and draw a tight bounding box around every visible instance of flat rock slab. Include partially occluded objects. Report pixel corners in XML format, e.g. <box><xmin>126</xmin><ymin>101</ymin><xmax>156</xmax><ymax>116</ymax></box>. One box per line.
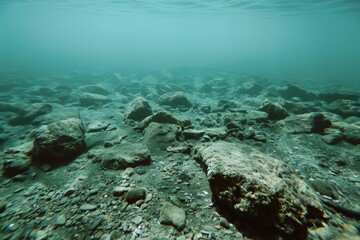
<box><xmin>194</xmin><ymin>141</ymin><xmax>323</xmax><ymax>237</ymax></box>
<box><xmin>88</xmin><ymin>143</ymin><xmax>151</xmax><ymax>170</ymax></box>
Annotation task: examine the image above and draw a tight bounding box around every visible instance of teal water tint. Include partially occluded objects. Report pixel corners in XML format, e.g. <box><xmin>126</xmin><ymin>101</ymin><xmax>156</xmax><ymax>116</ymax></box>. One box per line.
<box><xmin>0</xmin><ymin>1</ymin><xmax>360</xmax><ymax>86</ymax></box>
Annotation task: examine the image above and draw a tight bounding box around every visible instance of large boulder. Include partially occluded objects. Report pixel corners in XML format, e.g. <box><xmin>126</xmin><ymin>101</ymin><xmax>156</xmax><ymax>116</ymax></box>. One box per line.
<box><xmin>194</xmin><ymin>142</ymin><xmax>323</xmax><ymax>238</ymax></box>
<box><xmin>123</xmin><ymin>97</ymin><xmax>153</xmax><ymax>122</ymax></box>
<box><xmin>158</xmin><ymin>92</ymin><xmax>192</xmax><ymax>110</ymax></box>
<box><xmin>31</xmin><ymin>118</ymin><xmax>86</xmax><ymax>166</ymax></box>
<box><xmin>88</xmin><ymin>142</ymin><xmax>151</xmax><ymax>170</ymax></box>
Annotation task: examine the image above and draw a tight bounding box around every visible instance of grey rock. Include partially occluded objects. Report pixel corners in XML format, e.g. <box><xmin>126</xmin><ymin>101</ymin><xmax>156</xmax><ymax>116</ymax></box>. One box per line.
<box><xmin>113</xmin><ymin>186</ymin><xmax>129</xmax><ymax>197</ymax></box>
<box><xmin>237</xmin><ymin>81</ymin><xmax>263</xmax><ymax>95</ymax></box>
<box><xmin>79</xmin><ymin>93</ymin><xmax>110</xmax><ymax>107</ymax></box>
<box><xmin>2</xmin><ymin>159</ymin><xmax>30</xmax><ymax>177</ymax></box>
<box><xmin>88</xmin><ymin>143</ymin><xmax>151</xmax><ymax>170</ymax></box>
<box><xmin>123</xmin><ymin>97</ymin><xmax>153</xmax><ymax>122</ymax></box>
<box><xmin>276</xmin><ymin>112</ymin><xmax>331</xmax><ymax>134</ymax></box>
<box><xmin>277</xmin><ymin>84</ymin><xmax>316</xmax><ymax>101</ymax></box>
<box><xmin>56</xmin><ymin>214</ymin><xmax>66</xmax><ymax>225</ymax></box>
<box><xmin>326</xmin><ymin>99</ymin><xmax>360</xmax><ymax>118</ymax></box>
<box><xmin>194</xmin><ymin>141</ymin><xmax>323</xmax><ymax>237</ymax></box>
<box><xmin>124</xmin><ymin>188</ymin><xmax>146</xmax><ymax>204</ymax></box>
<box><xmin>258</xmin><ymin>101</ymin><xmax>289</xmax><ymax>121</ymax></box>
<box><xmin>246</xmin><ymin>110</ymin><xmax>268</xmax><ymax>123</ymax></box>
<box><xmin>0</xmin><ymin>201</ymin><xmax>6</xmax><ymax>213</ymax></box>
<box><xmin>9</xmin><ymin>103</ymin><xmax>52</xmax><ymax>125</ymax></box>
<box><xmin>31</xmin><ymin>118</ymin><xmax>86</xmax><ymax>166</ymax></box>
<box><xmin>131</xmin><ymin>216</ymin><xmax>143</xmax><ymax>225</ymax></box>
<box><xmin>136</xmin><ymin>111</ymin><xmax>191</xmax><ymax>131</ymax></box>
<box><xmin>311</xmin><ymin>179</ymin><xmax>337</xmax><ymax>199</ymax></box>
<box><xmin>143</xmin><ymin>122</ymin><xmax>180</xmax><ymax>152</ymax></box>
<box><xmin>88</xmin><ymin>121</ymin><xmax>109</xmax><ymax>132</ymax></box>
<box><xmin>79</xmin><ymin>204</ymin><xmax>97</xmax><ymax>211</ymax></box>
<box><xmin>158</xmin><ymin>91</ymin><xmax>192</xmax><ymax>110</ymax></box>
<box><xmin>79</xmin><ymin>85</ymin><xmax>111</xmax><ymax>95</ymax></box>
<box><xmin>182</xmin><ymin>129</ymin><xmax>205</xmax><ymax>140</ymax></box>
<box><xmin>159</xmin><ymin>202</ymin><xmax>186</xmax><ymax>231</ymax></box>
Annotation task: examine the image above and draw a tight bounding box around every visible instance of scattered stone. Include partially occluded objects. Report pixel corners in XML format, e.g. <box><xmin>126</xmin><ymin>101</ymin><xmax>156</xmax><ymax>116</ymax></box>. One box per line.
<box><xmin>136</xmin><ymin>111</ymin><xmax>191</xmax><ymax>130</ymax></box>
<box><xmin>326</xmin><ymin>99</ymin><xmax>360</xmax><ymax>118</ymax></box>
<box><xmin>182</xmin><ymin>129</ymin><xmax>205</xmax><ymax>140</ymax></box>
<box><xmin>79</xmin><ymin>85</ymin><xmax>111</xmax><ymax>95</ymax></box>
<box><xmin>123</xmin><ymin>97</ymin><xmax>153</xmax><ymax>122</ymax></box>
<box><xmin>79</xmin><ymin>93</ymin><xmax>110</xmax><ymax>107</ymax></box>
<box><xmin>258</xmin><ymin>101</ymin><xmax>289</xmax><ymax>121</ymax></box>
<box><xmin>277</xmin><ymin>84</ymin><xmax>316</xmax><ymax>101</ymax></box>
<box><xmin>9</xmin><ymin>103</ymin><xmax>52</xmax><ymax>125</ymax></box>
<box><xmin>159</xmin><ymin>202</ymin><xmax>186</xmax><ymax>231</ymax></box>
<box><xmin>246</xmin><ymin>110</ymin><xmax>268</xmax><ymax>123</ymax></box>
<box><xmin>219</xmin><ymin>218</ymin><xmax>230</xmax><ymax>229</ymax></box>
<box><xmin>2</xmin><ymin>159</ymin><xmax>31</xmax><ymax>177</ymax></box>
<box><xmin>237</xmin><ymin>81</ymin><xmax>263</xmax><ymax>95</ymax></box>
<box><xmin>158</xmin><ymin>92</ymin><xmax>192</xmax><ymax>110</ymax></box>
<box><xmin>79</xmin><ymin>204</ymin><xmax>97</xmax><ymax>211</ymax></box>
<box><xmin>124</xmin><ymin>188</ymin><xmax>146</xmax><ymax>204</ymax></box>
<box><xmin>194</xmin><ymin>141</ymin><xmax>323</xmax><ymax>237</ymax></box>
<box><xmin>318</xmin><ymin>91</ymin><xmax>359</xmax><ymax>103</ymax></box>
<box><xmin>31</xmin><ymin>118</ymin><xmax>86</xmax><ymax>166</ymax></box>
<box><xmin>0</xmin><ymin>202</ymin><xmax>6</xmax><ymax>213</ymax></box>
<box><xmin>143</xmin><ymin>122</ymin><xmax>180</xmax><ymax>152</ymax></box>
<box><xmin>88</xmin><ymin>143</ymin><xmax>151</xmax><ymax>170</ymax></box>
<box><xmin>321</xmin><ymin>128</ymin><xmax>343</xmax><ymax>144</ymax></box>
<box><xmin>88</xmin><ymin>121</ymin><xmax>109</xmax><ymax>132</ymax></box>
<box><xmin>131</xmin><ymin>216</ymin><xmax>143</xmax><ymax>225</ymax></box>
<box><xmin>311</xmin><ymin>179</ymin><xmax>337</xmax><ymax>199</ymax></box>
<box><xmin>113</xmin><ymin>186</ymin><xmax>129</xmax><ymax>197</ymax></box>
<box><xmin>276</xmin><ymin>112</ymin><xmax>331</xmax><ymax>134</ymax></box>
<box><xmin>166</xmin><ymin>145</ymin><xmax>191</xmax><ymax>154</ymax></box>
<box><xmin>56</xmin><ymin>214</ymin><xmax>66</xmax><ymax>226</ymax></box>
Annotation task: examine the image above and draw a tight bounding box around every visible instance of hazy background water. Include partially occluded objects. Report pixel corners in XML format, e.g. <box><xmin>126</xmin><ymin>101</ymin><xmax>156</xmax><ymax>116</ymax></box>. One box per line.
<box><xmin>0</xmin><ymin>0</ymin><xmax>360</xmax><ymax>87</ymax></box>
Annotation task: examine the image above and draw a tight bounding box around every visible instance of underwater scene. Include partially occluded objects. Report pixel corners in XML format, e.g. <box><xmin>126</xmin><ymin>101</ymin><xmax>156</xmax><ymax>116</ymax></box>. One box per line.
<box><xmin>1</xmin><ymin>1</ymin><xmax>360</xmax><ymax>239</ymax></box>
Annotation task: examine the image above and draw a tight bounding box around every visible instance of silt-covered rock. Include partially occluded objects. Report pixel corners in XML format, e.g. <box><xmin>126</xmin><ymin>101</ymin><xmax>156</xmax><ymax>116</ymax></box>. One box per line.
<box><xmin>194</xmin><ymin>141</ymin><xmax>323</xmax><ymax>238</ymax></box>
<box><xmin>31</xmin><ymin>118</ymin><xmax>86</xmax><ymax>166</ymax></box>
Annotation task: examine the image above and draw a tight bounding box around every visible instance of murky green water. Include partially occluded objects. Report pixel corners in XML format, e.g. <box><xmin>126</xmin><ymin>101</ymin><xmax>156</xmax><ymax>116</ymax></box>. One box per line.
<box><xmin>0</xmin><ymin>1</ymin><xmax>360</xmax><ymax>87</ymax></box>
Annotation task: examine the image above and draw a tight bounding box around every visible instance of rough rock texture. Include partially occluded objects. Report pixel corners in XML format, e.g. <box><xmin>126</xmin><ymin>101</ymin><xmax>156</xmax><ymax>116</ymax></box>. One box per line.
<box><xmin>159</xmin><ymin>202</ymin><xmax>186</xmax><ymax>231</ymax></box>
<box><xmin>123</xmin><ymin>97</ymin><xmax>153</xmax><ymax>122</ymax></box>
<box><xmin>194</xmin><ymin>141</ymin><xmax>323</xmax><ymax>238</ymax></box>
<box><xmin>158</xmin><ymin>92</ymin><xmax>192</xmax><ymax>110</ymax></box>
<box><xmin>259</xmin><ymin>101</ymin><xmax>289</xmax><ymax>121</ymax></box>
<box><xmin>31</xmin><ymin>118</ymin><xmax>86</xmax><ymax>166</ymax></box>
<box><xmin>135</xmin><ymin>111</ymin><xmax>191</xmax><ymax>131</ymax></box>
<box><xmin>237</xmin><ymin>81</ymin><xmax>263</xmax><ymax>95</ymax></box>
<box><xmin>88</xmin><ymin>142</ymin><xmax>151</xmax><ymax>170</ymax></box>
<box><xmin>276</xmin><ymin>112</ymin><xmax>331</xmax><ymax>134</ymax></box>
<box><xmin>143</xmin><ymin>122</ymin><xmax>180</xmax><ymax>152</ymax></box>
<box><xmin>79</xmin><ymin>93</ymin><xmax>110</xmax><ymax>107</ymax></box>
